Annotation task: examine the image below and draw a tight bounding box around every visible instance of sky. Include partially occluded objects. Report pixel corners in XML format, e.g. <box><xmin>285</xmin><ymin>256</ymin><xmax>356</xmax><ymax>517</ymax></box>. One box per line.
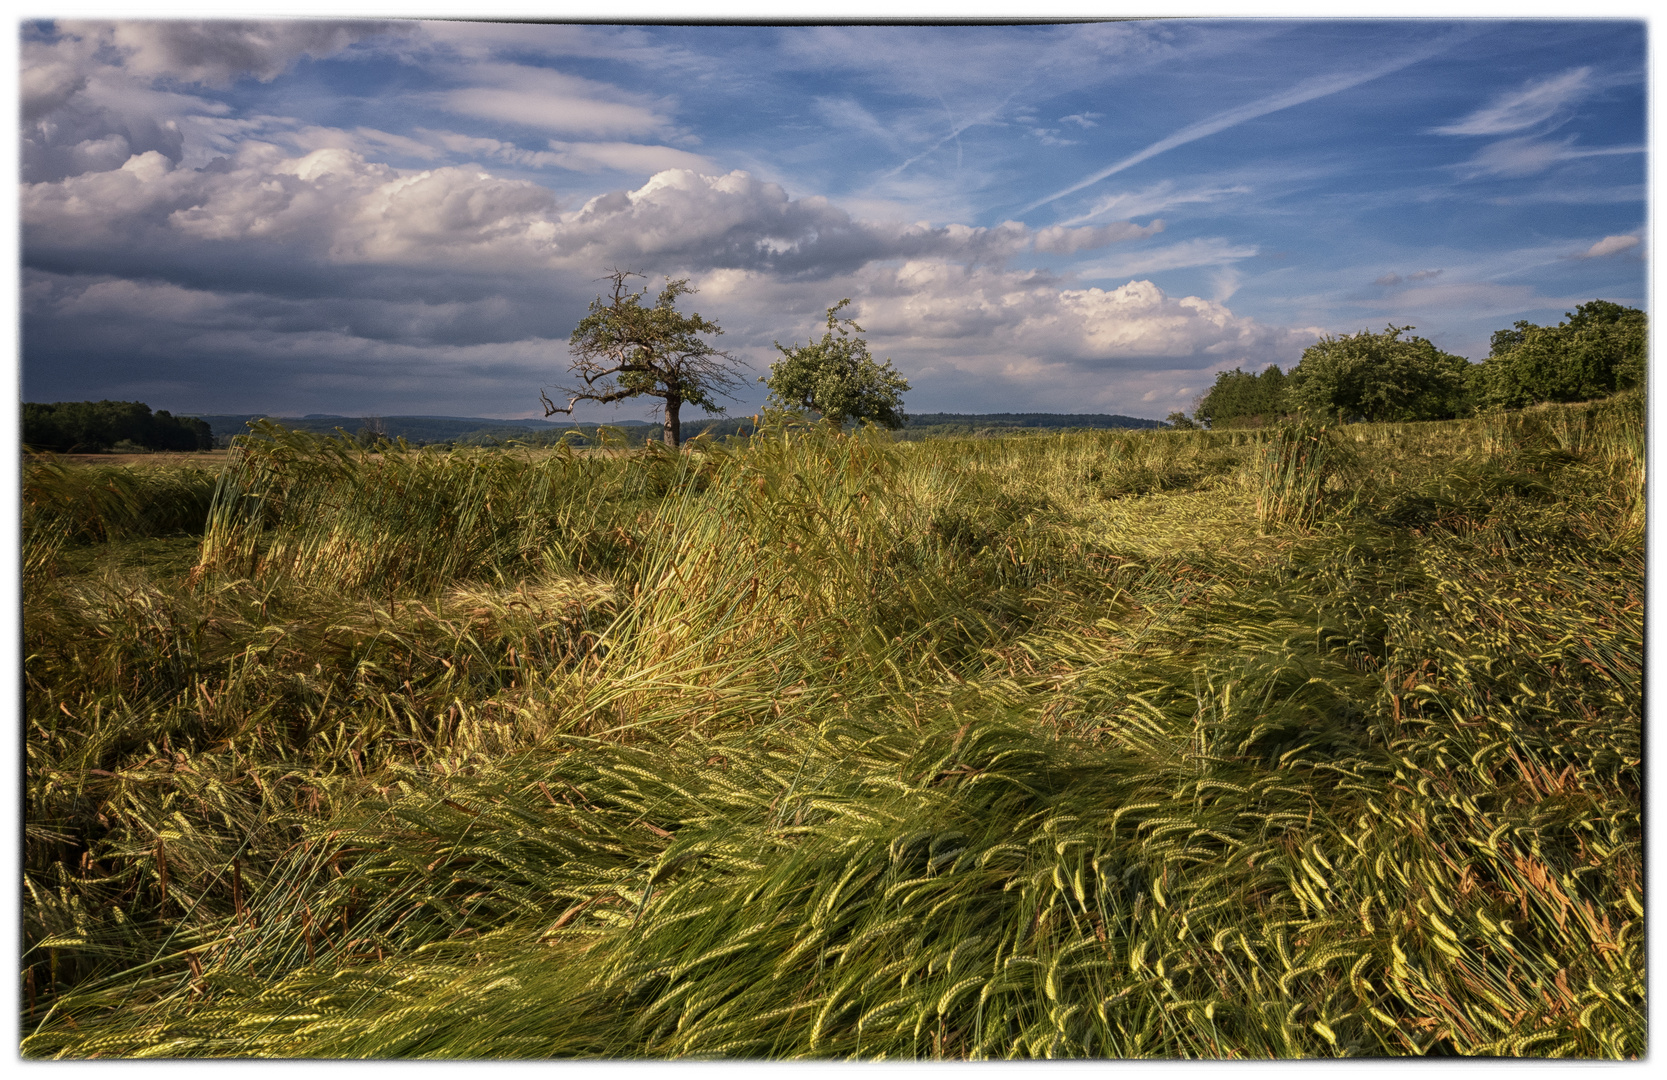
<box><xmin>16</xmin><ymin>15</ymin><xmax>1649</xmax><ymax>421</ymax></box>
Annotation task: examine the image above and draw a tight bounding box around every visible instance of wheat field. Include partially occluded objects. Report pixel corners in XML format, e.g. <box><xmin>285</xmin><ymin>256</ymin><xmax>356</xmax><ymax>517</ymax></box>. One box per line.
<box><xmin>20</xmin><ymin>398</ymin><xmax>1643</xmax><ymax>1058</ymax></box>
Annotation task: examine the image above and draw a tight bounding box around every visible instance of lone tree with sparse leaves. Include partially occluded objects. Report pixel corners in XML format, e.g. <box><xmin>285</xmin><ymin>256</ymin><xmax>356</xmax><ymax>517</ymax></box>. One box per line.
<box><xmin>543</xmin><ymin>270</ymin><xmax>745</xmax><ymax>448</ymax></box>
<box><xmin>763</xmin><ymin>300</ymin><xmax>910</xmax><ymax>429</ymax></box>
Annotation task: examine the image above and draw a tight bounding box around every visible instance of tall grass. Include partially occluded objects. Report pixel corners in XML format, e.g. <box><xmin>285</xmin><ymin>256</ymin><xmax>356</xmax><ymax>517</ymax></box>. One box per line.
<box><xmin>21</xmin><ymin>399</ymin><xmax>1643</xmax><ymax>1058</ymax></box>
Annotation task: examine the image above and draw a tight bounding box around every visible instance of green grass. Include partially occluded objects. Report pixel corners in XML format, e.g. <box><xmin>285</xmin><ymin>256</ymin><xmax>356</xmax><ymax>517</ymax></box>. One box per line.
<box><xmin>21</xmin><ymin>395</ymin><xmax>1643</xmax><ymax>1058</ymax></box>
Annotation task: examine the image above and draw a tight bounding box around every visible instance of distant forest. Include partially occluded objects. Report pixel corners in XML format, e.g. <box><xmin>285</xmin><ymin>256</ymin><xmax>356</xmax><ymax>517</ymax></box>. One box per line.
<box><xmin>23</xmin><ymin>400</ymin><xmax>213</xmax><ymax>453</ymax></box>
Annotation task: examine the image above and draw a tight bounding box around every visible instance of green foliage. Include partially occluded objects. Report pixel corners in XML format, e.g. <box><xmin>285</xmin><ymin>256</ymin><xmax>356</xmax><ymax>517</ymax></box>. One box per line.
<box><xmin>764</xmin><ymin>300</ymin><xmax>911</xmax><ymax>428</ymax></box>
<box><xmin>24</xmin><ymin>401</ymin><xmax>213</xmax><ymax>454</ymax></box>
<box><xmin>1477</xmin><ymin>301</ymin><xmax>1646</xmax><ymax>409</ymax></box>
<box><xmin>21</xmin><ymin>398</ymin><xmax>1643</xmax><ymax>1059</ymax></box>
<box><xmin>1286</xmin><ymin>326</ymin><xmax>1472</xmax><ymax>423</ymax></box>
<box><xmin>545</xmin><ymin>272</ymin><xmax>743</xmax><ymax>447</ymax></box>
<box><xmin>1195</xmin><ymin>365</ymin><xmax>1287</xmax><ymax>428</ymax></box>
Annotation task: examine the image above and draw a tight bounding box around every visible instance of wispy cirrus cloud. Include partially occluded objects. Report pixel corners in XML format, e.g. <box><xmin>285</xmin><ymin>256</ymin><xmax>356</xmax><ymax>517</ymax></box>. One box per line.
<box><xmin>1078</xmin><ymin>237</ymin><xmax>1259</xmax><ymax>281</ymax></box>
<box><xmin>1375</xmin><ymin>269</ymin><xmax>1443</xmax><ymax>287</ymax></box>
<box><xmin>1058</xmin><ymin>180</ymin><xmax>1250</xmax><ymax>228</ymax></box>
<box><xmin>1452</xmin><ymin>135</ymin><xmax>1643</xmax><ymax>180</ymax></box>
<box><xmin>1022</xmin><ymin>31</ymin><xmax>1475</xmax><ymax>214</ymax></box>
<box><xmin>429</xmin><ymin>63</ymin><xmax>673</xmax><ymax>137</ymax></box>
<box><xmin>1573</xmin><ymin>234</ymin><xmax>1639</xmax><ymax>259</ymax></box>
<box><xmin>417</xmin><ymin>129</ymin><xmax>715</xmax><ymax>175</ymax></box>
<box><xmin>1432</xmin><ymin>66</ymin><xmax>1593</xmax><ymax>136</ymax></box>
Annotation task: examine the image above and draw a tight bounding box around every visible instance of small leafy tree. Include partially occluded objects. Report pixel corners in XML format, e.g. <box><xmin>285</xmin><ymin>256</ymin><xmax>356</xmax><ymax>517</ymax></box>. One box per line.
<box><xmin>542</xmin><ymin>270</ymin><xmax>744</xmax><ymax>448</ymax></box>
<box><xmin>1286</xmin><ymin>325</ymin><xmax>1472</xmax><ymax>422</ymax></box>
<box><xmin>763</xmin><ymin>300</ymin><xmax>910</xmax><ymax>429</ymax></box>
<box><xmin>1194</xmin><ymin>364</ymin><xmax>1287</xmax><ymax>428</ymax></box>
<box><xmin>1478</xmin><ymin>300</ymin><xmax>1646</xmax><ymax>408</ymax></box>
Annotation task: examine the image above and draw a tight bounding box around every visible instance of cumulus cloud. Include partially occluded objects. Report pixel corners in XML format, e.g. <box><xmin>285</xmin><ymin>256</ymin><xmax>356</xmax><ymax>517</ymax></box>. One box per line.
<box><xmin>25</xmin><ymin>143</ymin><xmax>1175</xmax><ymax>292</ymax></box>
<box><xmin>23</xmin><ymin>143</ymin><xmax>566</xmax><ymax>274</ymax></box>
<box><xmin>21</xmin><ymin>20</ymin><xmax>398</xmax><ymax>183</ymax></box>
<box><xmin>93</xmin><ymin>20</ymin><xmax>398</xmax><ymax>86</ymax></box>
<box><xmin>24</xmin><ymin>141</ymin><xmax>1264</xmax><ymax>415</ymax></box>
<box><xmin>20</xmin><ymin>28</ymin><xmax>193</xmax><ymax>183</ymax></box>
<box><xmin>1433</xmin><ymin>67</ymin><xmax>1593</xmax><ymax>136</ymax></box>
<box><xmin>1575</xmin><ymin>234</ymin><xmax>1640</xmax><ymax>259</ymax></box>
<box><xmin>20</xmin><ymin>55</ymin><xmax>88</xmax><ymax>121</ymax></box>
<box><xmin>832</xmin><ymin>264</ymin><xmax>1308</xmax><ymax>374</ymax></box>
<box><xmin>17</xmin><ymin>15</ymin><xmax>1318</xmax><ymax>419</ymax></box>
<box><xmin>683</xmin><ymin>261</ymin><xmax>1312</xmax><ymax>415</ymax></box>
<box><xmin>741</xmin><ymin>264</ymin><xmax>1321</xmax><ymax>413</ymax></box>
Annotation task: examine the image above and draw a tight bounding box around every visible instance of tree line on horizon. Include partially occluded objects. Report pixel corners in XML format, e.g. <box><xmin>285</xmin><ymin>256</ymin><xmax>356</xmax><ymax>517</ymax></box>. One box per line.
<box><xmin>22</xmin><ymin>400</ymin><xmax>213</xmax><ymax>454</ymax></box>
<box><xmin>22</xmin><ymin>296</ymin><xmax>1644</xmax><ymax>453</ymax></box>
<box><xmin>1182</xmin><ymin>300</ymin><xmax>1645</xmax><ymax>429</ymax></box>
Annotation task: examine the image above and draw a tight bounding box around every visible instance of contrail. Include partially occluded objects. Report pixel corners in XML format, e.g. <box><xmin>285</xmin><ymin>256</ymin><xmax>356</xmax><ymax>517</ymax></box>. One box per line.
<box><xmin>1020</xmin><ymin>31</ymin><xmax>1477</xmax><ymax>215</ymax></box>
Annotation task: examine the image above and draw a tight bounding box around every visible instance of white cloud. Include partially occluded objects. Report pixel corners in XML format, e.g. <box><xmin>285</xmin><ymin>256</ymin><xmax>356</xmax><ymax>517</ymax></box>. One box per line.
<box><xmin>1453</xmin><ymin>136</ymin><xmax>1645</xmax><ymax>180</ymax></box>
<box><xmin>430</xmin><ymin>63</ymin><xmax>671</xmax><ymax>137</ymax></box>
<box><xmin>415</xmin><ymin>129</ymin><xmax>715</xmax><ymax>175</ymax></box>
<box><xmin>1453</xmin><ymin>136</ymin><xmax>1574</xmax><ymax>179</ymax></box>
<box><xmin>1210</xmin><ymin>267</ymin><xmax>1242</xmax><ymax>303</ymax></box>
<box><xmin>545</xmin><ymin>141</ymin><xmax>717</xmax><ymax>175</ymax></box>
<box><xmin>16</xmin><ymin>115</ymin><xmax>1313</xmax><ymax>415</ymax></box>
<box><xmin>22</xmin><ymin>148</ymin><xmax>1181</xmax><ymax>291</ymax></box>
<box><xmin>1375</xmin><ymin>269</ymin><xmax>1443</xmax><ymax>287</ymax></box>
<box><xmin>1058</xmin><ymin>180</ymin><xmax>1249</xmax><ymax>228</ymax></box>
<box><xmin>73</xmin><ymin>19</ymin><xmax>398</xmax><ymax>87</ymax></box>
<box><xmin>731</xmin><ymin>264</ymin><xmax>1319</xmax><ymax>413</ymax></box>
<box><xmin>1025</xmin><ymin>32</ymin><xmax>1475</xmax><ymax>212</ymax></box>
<box><xmin>1033</xmin><ymin>221</ymin><xmax>1164</xmax><ymax>255</ymax></box>
<box><xmin>1029</xmin><ymin>128</ymin><xmax>1080</xmax><ymax>148</ymax></box>
<box><xmin>20</xmin><ymin>56</ymin><xmax>88</xmax><ymax>121</ymax></box>
<box><xmin>1433</xmin><ymin>67</ymin><xmax>1593</xmax><ymax>136</ymax></box>
<box><xmin>23</xmin><ymin>143</ymin><xmax>564</xmax><ymax>269</ymax></box>
<box><xmin>1356</xmin><ymin>280</ymin><xmax>1546</xmax><ymax>315</ymax></box>
<box><xmin>1575</xmin><ymin>234</ymin><xmax>1640</xmax><ymax>259</ymax></box>
<box><xmin>832</xmin><ymin>264</ymin><xmax>1309</xmax><ymax>373</ymax></box>
<box><xmin>1077</xmin><ymin>238</ymin><xmax>1259</xmax><ymax>280</ymax></box>
<box><xmin>811</xmin><ymin>96</ymin><xmax>905</xmax><ymax>153</ymax></box>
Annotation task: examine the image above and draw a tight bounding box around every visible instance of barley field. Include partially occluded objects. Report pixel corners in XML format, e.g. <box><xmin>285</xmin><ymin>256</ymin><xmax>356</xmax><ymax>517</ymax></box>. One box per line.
<box><xmin>20</xmin><ymin>399</ymin><xmax>1643</xmax><ymax>1059</ymax></box>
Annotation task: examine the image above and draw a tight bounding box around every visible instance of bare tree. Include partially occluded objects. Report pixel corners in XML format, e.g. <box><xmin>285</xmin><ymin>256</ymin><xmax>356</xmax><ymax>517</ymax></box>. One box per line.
<box><xmin>541</xmin><ymin>270</ymin><xmax>745</xmax><ymax>448</ymax></box>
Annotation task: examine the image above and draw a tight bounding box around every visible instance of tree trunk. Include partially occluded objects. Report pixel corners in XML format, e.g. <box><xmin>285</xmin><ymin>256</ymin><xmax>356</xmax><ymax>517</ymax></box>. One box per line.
<box><xmin>663</xmin><ymin>394</ymin><xmax>682</xmax><ymax>448</ymax></box>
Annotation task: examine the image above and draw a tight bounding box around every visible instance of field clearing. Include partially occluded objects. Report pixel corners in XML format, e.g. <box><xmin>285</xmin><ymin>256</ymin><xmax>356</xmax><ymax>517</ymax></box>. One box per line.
<box><xmin>46</xmin><ymin>450</ymin><xmax>235</xmax><ymax>467</ymax></box>
<box><xmin>20</xmin><ymin>397</ymin><xmax>1643</xmax><ymax>1059</ymax></box>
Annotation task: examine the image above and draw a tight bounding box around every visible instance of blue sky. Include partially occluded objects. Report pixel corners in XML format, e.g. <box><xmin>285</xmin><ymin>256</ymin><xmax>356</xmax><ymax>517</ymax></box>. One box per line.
<box><xmin>18</xmin><ymin>16</ymin><xmax>1648</xmax><ymax>420</ymax></box>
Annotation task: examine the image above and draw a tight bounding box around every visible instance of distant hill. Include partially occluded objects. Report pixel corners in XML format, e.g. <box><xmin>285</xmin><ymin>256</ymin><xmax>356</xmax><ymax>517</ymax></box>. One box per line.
<box><xmin>186</xmin><ymin>411</ymin><xmax>1166</xmax><ymax>446</ymax></box>
<box><xmin>904</xmin><ymin>412</ymin><xmax>1163</xmax><ymax>430</ymax></box>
